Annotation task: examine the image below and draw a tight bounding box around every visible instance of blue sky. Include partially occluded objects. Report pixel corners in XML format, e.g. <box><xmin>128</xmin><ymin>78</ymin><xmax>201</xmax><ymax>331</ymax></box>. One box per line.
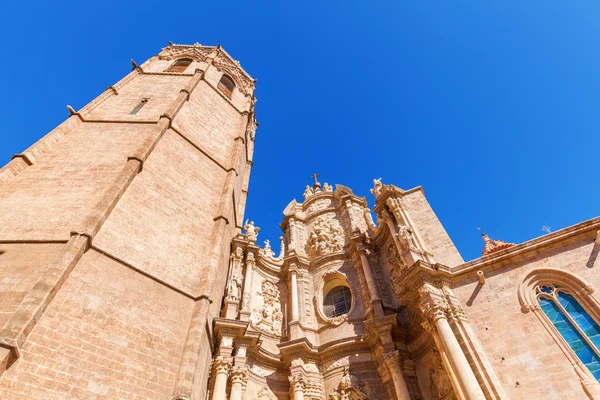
<box><xmin>1</xmin><ymin>1</ymin><xmax>599</xmax><ymax>261</ymax></box>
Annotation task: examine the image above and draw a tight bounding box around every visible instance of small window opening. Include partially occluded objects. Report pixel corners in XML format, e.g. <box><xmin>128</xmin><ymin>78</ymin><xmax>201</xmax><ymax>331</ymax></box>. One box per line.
<box><xmin>324</xmin><ymin>286</ymin><xmax>352</xmax><ymax>318</ymax></box>
<box><xmin>218</xmin><ymin>75</ymin><xmax>236</xmax><ymax>98</ymax></box>
<box><xmin>130</xmin><ymin>98</ymin><xmax>148</xmax><ymax>115</ymax></box>
<box><xmin>166</xmin><ymin>58</ymin><xmax>192</xmax><ymax>73</ymax></box>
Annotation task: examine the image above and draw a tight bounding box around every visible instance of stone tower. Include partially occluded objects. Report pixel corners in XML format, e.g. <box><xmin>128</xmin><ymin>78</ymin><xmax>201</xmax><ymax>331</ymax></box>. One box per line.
<box><xmin>0</xmin><ymin>43</ymin><xmax>256</xmax><ymax>399</ymax></box>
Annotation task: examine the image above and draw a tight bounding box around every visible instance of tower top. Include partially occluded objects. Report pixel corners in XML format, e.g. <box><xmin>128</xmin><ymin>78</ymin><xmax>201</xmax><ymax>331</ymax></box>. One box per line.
<box><xmin>159</xmin><ymin>42</ymin><xmax>256</xmax><ymax>95</ymax></box>
<box><xmin>479</xmin><ymin>229</ymin><xmax>515</xmax><ymax>256</ymax></box>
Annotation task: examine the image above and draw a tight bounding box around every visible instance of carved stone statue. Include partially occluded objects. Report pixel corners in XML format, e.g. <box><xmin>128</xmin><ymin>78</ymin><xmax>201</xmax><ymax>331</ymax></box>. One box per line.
<box><xmin>303</xmin><ymin>185</ymin><xmax>314</xmax><ymax>200</ymax></box>
<box><xmin>323</xmin><ymin>182</ymin><xmax>333</xmax><ymax>192</ymax></box>
<box><xmin>243</xmin><ymin>220</ymin><xmax>260</xmax><ymax>242</ymax></box>
<box><xmin>397</xmin><ymin>224</ymin><xmax>418</xmax><ymax>250</ymax></box>
<box><xmin>225</xmin><ymin>273</ymin><xmax>243</xmax><ymax>302</ymax></box>
<box><xmin>370</xmin><ymin>177</ymin><xmax>383</xmax><ymax>196</ymax></box>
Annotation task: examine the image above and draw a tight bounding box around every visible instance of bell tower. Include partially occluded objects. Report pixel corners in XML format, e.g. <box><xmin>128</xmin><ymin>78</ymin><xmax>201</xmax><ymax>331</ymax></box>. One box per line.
<box><xmin>0</xmin><ymin>43</ymin><xmax>256</xmax><ymax>400</ymax></box>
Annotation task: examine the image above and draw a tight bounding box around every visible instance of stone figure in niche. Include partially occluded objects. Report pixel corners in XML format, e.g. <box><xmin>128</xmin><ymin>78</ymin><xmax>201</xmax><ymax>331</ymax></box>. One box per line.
<box><xmin>397</xmin><ymin>224</ymin><xmax>418</xmax><ymax>250</ymax></box>
<box><xmin>307</xmin><ymin>217</ymin><xmax>344</xmax><ymax>257</ymax></box>
<box><xmin>303</xmin><ymin>185</ymin><xmax>314</xmax><ymax>200</ymax></box>
<box><xmin>323</xmin><ymin>182</ymin><xmax>333</xmax><ymax>192</ymax></box>
<box><xmin>328</xmin><ymin>367</ymin><xmax>372</xmax><ymax>399</ymax></box>
<box><xmin>243</xmin><ymin>220</ymin><xmax>260</xmax><ymax>242</ymax></box>
<box><xmin>225</xmin><ymin>273</ymin><xmax>243</xmax><ymax>302</ymax></box>
<box><xmin>370</xmin><ymin>177</ymin><xmax>383</xmax><ymax>196</ymax></box>
<box><xmin>429</xmin><ymin>348</ymin><xmax>455</xmax><ymax>400</ymax></box>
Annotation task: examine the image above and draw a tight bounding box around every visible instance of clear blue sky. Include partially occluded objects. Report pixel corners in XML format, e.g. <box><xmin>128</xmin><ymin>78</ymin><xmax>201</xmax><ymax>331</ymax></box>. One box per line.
<box><xmin>1</xmin><ymin>1</ymin><xmax>599</xmax><ymax>262</ymax></box>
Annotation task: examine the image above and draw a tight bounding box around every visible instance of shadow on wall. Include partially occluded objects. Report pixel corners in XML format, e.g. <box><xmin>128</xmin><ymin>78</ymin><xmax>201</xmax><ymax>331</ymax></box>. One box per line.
<box><xmin>586</xmin><ymin>244</ymin><xmax>599</xmax><ymax>269</ymax></box>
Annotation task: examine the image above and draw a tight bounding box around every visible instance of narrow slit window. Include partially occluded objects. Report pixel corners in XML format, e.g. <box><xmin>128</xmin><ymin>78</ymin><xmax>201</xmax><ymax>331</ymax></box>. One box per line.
<box><xmin>165</xmin><ymin>58</ymin><xmax>192</xmax><ymax>73</ymax></box>
<box><xmin>218</xmin><ymin>75</ymin><xmax>235</xmax><ymax>98</ymax></box>
<box><xmin>130</xmin><ymin>98</ymin><xmax>148</xmax><ymax>115</ymax></box>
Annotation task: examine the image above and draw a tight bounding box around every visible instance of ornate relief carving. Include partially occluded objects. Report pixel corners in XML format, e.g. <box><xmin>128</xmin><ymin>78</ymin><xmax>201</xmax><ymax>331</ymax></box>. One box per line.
<box><xmin>212</xmin><ymin>358</ymin><xmax>231</xmax><ymax>375</ymax></box>
<box><xmin>329</xmin><ymin>368</ymin><xmax>373</xmax><ymax>399</ymax></box>
<box><xmin>323</xmin><ymin>182</ymin><xmax>333</xmax><ymax>192</ymax></box>
<box><xmin>257</xmin><ymin>388</ymin><xmax>277</xmax><ymax>400</ymax></box>
<box><xmin>159</xmin><ymin>44</ymin><xmax>212</xmax><ymax>62</ymax></box>
<box><xmin>306</xmin><ymin>216</ymin><xmax>344</xmax><ymax>257</ymax></box>
<box><xmin>250</xmin><ymin>280</ymin><xmax>283</xmax><ymax>336</ymax></box>
<box><xmin>249</xmin><ymin>364</ymin><xmax>276</xmax><ymax>377</ymax></box>
<box><xmin>429</xmin><ymin>349</ymin><xmax>455</xmax><ymax>400</ymax></box>
<box><xmin>307</xmin><ymin>198</ymin><xmax>332</xmax><ymax>214</ymax></box>
<box><xmin>323</xmin><ymin>353</ymin><xmax>372</xmax><ymax>372</ymax></box>
<box><xmin>212</xmin><ymin>49</ymin><xmax>255</xmax><ymax>96</ymax></box>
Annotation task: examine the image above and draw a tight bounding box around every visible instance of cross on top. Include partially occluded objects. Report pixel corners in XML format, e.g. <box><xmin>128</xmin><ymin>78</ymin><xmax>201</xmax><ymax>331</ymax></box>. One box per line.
<box><xmin>311</xmin><ymin>173</ymin><xmax>321</xmax><ymax>190</ymax></box>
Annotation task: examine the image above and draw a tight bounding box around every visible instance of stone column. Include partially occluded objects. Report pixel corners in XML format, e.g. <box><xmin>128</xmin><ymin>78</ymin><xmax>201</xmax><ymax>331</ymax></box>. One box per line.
<box><xmin>229</xmin><ymin>367</ymin><xmax>247</xmax><ymax>400</ymax></box>
<box><xmin>384</xmin><ymin>351</ymin><xmax>412</xmax><ymax>400</ymax></box>
<box><xmin>290</xmin><ymin>266</ymin><xmax>299</xmax><ymax>321</ymax></box>
<box><xmin>240</xmin><ymin>252</ymin><xmax>255</xmax><ymax>321</ymax></box>
<box><xmin>420</xmin><ymin>284</ymin><xmax>485</xmax><ymax>400</ymax></box>
<box><xmin>290</xmin><ymin>377</ymin><xmax>305</xmax><ymax>400</ymax></box>
<box><xmin>354</xmin><ymin>238</ymin><xmax>383</xmax><ymax>317</ymax></box>
<box><xmin>211</xmin><ymin>359</ymin><xmax>231</xmax><ymax>400</ymax></box>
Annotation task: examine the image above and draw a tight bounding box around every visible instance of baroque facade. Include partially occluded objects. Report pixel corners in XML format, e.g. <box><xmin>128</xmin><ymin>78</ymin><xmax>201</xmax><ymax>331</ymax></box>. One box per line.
<box><xmin>1</xmin><ymin>44</ymin><xmax>600</xmax><ymax>400</ymax></box>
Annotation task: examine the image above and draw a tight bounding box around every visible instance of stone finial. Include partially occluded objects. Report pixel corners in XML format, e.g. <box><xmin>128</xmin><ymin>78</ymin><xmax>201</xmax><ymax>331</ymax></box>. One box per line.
<box><xmin>479</xmin><ymin>229</ymin><xmax>514</xmax><ymax>256</ymax></box>
<box><xmin>311</xmin><ymin>173</ymin><xmax>321</xmax><ymax>191</ymax></box>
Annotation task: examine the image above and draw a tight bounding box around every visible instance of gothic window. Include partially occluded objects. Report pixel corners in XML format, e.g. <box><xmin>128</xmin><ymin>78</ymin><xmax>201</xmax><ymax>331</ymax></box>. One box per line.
<box><xmin>537</xmin><ymin>283</ymin><xmax>600</xmax><ymax>380</ymax></box>
<box><xmin>165</xmin><ymin>58</ymin><xmax>192</xmax><ymax>73</ymax></box>
<box><xmin>130</xmin><ymin>98</ymin><xmax>148</xmax><ymax>115</ymax></box>
<box><xmin>218</xmin><ymin>74</ymin><xmax>235</xmax><ymax>98</ymax></box>
<box><xmin>324</xmin><ymin>286</ymin><xmax>352</xmax><ymax>318</ymax></box>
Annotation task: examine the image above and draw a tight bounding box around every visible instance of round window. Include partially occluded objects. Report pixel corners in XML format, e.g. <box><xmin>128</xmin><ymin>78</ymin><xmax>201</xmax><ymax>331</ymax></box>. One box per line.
<box><xmin>323</xmin><ymin>286</ymin><xmax>352</xmax><ymax>318</ymax></box>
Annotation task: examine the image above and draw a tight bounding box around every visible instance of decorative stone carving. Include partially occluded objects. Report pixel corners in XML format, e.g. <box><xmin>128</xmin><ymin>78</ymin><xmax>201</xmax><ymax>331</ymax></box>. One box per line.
<box><xmin>250</xmin><ymin>280</ymin><xmax>283</xmax><ymax>336</ymax></box>
<box><xmin>243</xmin><ymin>220</ymin><xmax>260</xmax><ymax>242</ymax></box>
<box><xmin>212</xmin><ymin>358</ymin><xmax>232</xmax><ymax>375</ymax></box>
<box><xmin>220</xmin><ymin>336</ymin><xmax>233</xmax><ymax>348</ymax></box>
<box><xmin>328</xmin><ymin>367</ymin><xmax>373</xmax><ymax>399</ymax></box>
<box><xmin>386</xmin><ymin>243</ymin><xmax>401</xmax><ymax>267</ymax></box>
<box><xmin>323</xmin><ymin>182</ymin><xmax>333</xmax><ymax>192</ymax></box>
<box><xmin>397</xmin><ymin>223</ymin><xmax>418</xmax><ymax>251</ymax></box>
<box><xmin>225</xmin><ymin>273</ymin><xmax>243</xmax><ymax>302</ymax></box>
<box><xmin>307</xmin><ymin>198</ymin><xmax>332</xmax><ymax>214</ymax></box>
<box><xmin>304</xmin><ymin>185</ymin><xmax>314</xmax><ymax>200</ymax></box>
<box><xmin>370</xmin><ymin>178</ymin><xmax>383</xmax><ymax>196</ymax></box>
<box><xmin>257</xmin><ymin>388</ymin><xmax>277</xmax><ymax>400</ymax></box>
<box><xmin>429</xmin><ymin>349</ymin><xmax>455</xmax><ymax>400</ymax></box>
<box><xmin>307</xmin><ymin>216</ymin><xmax>344</xmax><ymax>257</ymax></box>
<box><xmin>212</xmin><ymin>49</ymin><xmax>255</xmax><ymax>96</ymax></box>
<box><xmin>364</xmin><ymin>208</ymin><xmax>377</xmax><ymax>228</ymax></box>
<box><xmin>229</xmin><ymin>366</ymin><xmax>248</xmax><ymax>386</ymax></box>
<box><xmin>323</xmin><ymin>353</ymin><xmax>372</xmax><ymax>372</ymax></box>
<box><xmin>249</xmin><ymin>363</ymin><xmax>276</xmax><ymax>377</ymax></box>
<box><xmin>260</xmin><ymin>239</ymin><xmax>275</xmax><ymax>258</ymax></box>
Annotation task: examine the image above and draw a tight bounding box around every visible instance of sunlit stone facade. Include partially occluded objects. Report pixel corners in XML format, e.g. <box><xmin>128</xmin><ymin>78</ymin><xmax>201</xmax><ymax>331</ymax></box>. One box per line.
<box><xmin>1</xmin><ymin>44</ymin><xmax>600</xmax><ymax>400</ymax></box>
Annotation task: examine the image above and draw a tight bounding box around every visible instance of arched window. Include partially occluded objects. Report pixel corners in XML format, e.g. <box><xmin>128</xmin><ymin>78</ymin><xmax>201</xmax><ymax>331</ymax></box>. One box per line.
<box><xmin>324</xmin><ymin>285</ymin><xmax>352</xmax><ymax>318</ymax></box>
<box><xmin>537</xmin><ymin>284</ymin><xmax>600</xmax><ymax>381</ymax></box>
<box><xmin>165</xmin><ymin>58</ymin><xmax>192</xmax><ymax>73</ymax></box>
<box><xmin>218</xmin><ymin>74</ymin><xmax>235</xmax><ymax>98</ymax></box>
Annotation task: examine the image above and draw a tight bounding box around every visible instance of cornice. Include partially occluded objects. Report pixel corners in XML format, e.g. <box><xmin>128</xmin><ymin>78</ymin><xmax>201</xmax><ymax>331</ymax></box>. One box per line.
<box><xmin>452</xmin><ymin>216</ymin><xmax>600</xmax><ymax>276</ymax></box>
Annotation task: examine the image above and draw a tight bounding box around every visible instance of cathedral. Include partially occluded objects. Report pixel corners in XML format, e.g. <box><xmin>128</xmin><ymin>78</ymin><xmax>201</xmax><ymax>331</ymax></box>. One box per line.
<box><xmin>0</xmin><ymin>43</ymin><xmax>599</xmax><ymax>400</ymax></box>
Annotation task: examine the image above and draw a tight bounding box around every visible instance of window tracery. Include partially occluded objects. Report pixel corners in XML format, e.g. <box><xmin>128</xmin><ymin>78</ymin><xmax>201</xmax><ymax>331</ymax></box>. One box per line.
<box><xmin>537</xmin><ymin>283</ymin><xmax>600</xmax><ymax>380</ymax></box>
